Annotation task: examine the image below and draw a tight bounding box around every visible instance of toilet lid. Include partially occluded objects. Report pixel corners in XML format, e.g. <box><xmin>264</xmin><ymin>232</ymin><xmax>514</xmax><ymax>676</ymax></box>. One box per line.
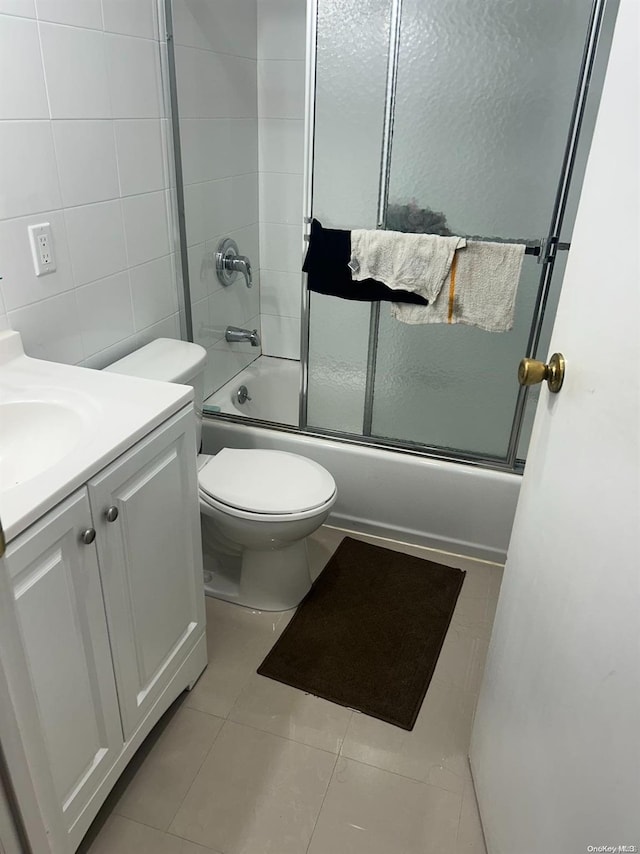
<box><xmin>198</xmin><ymin>449</ymin><xmax>336</xmax><ymax>514</ymax></box>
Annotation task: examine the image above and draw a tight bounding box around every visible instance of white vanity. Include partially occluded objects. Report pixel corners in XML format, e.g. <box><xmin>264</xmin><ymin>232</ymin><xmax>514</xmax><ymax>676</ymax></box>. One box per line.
<box><xmin>0</xmin><ymin>331</ymin><xmax>207</xmax><ymax>854</ymax></box>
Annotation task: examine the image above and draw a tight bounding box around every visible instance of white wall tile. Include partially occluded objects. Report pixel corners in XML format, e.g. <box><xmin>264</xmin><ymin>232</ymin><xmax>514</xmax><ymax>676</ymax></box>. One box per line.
<box><xmin>230</xmin><ymin>173</ymin><xmax>259</xmax><ymax>231</ymax></box>
<box><xmin>0</xmin><ymin>121</ymin><xmax>62</xmax><ymax>219</ymax></box>
<box><xmin>36</xmin><ymin>0</ymin><xmax>103</xmax><ymax>29</ymax></box>
<box><xmin>260</xmin><ymin>313</ymin><xmax>299</xmax><ymax>359</ymax></box>
<box><xmin>183</xmin><ymin>181</ymin><xmax>205</xmax><ymax>246</ymax></box>
<box><xmin>258</xmin><ymin>60</ymin><xmax>304</xmax><ymax>119</ymax></box>
<box><xmin>0</xmin><ymin>15</ymin><xmax>48</xmax><ymax>118</ymax></box>
<box><xmin>0</xmin><ymin>1</ymin><xmax>35</xmax><ymax>17</ymax></box>
<box><xmin>258</xmin><ymin>118</ymin><xmax>303</xmax><ymax>173</ymax></box>
<box><xmin>208</xmin><ymin>278</ymin><xmax>260</xmax><ymax>336</ymax></box>
<box><xmin>203</xmin><ymin>178</ymin><xmax>232</xmax><ymax>240</ymax></box>
<box><xmin>259</xmin><ymin>171</ymin><xmax>303</xmax><ymax>224</ymax></box>
<box><xmin>122</xmin><ymin>190</ymin><xmax>170</xmax><ymax>266</ymax></box>
<box><xmin>259</xmin><ymin>221</ymin><xmax>302</xmax><ymax>272</ymax></box>
<box><xmin>114</xmin><ymin>119</ymin><xmax>166</xmax><ymax>196</ymax></box>
<box><xmin>227</xmin><ymin>56</ymin><xmax>258</xmax><ymax>119</ymax></box>
<box><xmin>137</xmin><ymin>310</ymin><xmax>180</xmax><ymax>346</ymax></box>
<box><xmin>130</xmin><ymin>254</ymin><xmax>178</xmax><ymax>330</ymax></box>
<box><xmin>102</xmin><ymin>0</ymin><xmax>157</xmax><ymax>39</ymax></box>
<box><xmin>106</xmin><ymin>33</ymin><xmax>162</xmax><ymax>119</ymax></box>
<box><xmin>76</xmin><ymin>270</ymin><xmax>134</xmax><ymax>353</ymax></box>
<box><xmin>260</xmin><ymin>270</ymin><xmax>301</xmax><ymax>318</ymax></box>
<box><xmin>82</xmin><ymin>332</ymin><xmax>141</xmax><ymax>369</ymax></box>
<box><xmin>52</xmin><ymin>120</ymin><xmax>119</xmax><ymax>206</ymax></box>
<box><xmin>187</xmin><ymin>243</ymin><xmax>210</xmax><ymax>303</ymax></box>
<box><xmin>257</xmin><ymin>0</ymin><xmax>306</xmax><ymax>60</ymax></box>
<box><xmin>0</xmin><ymin>210</ymin><xmax>74</xmax><ymax>310</ymax></box>
<box><xmin>228</xmin><ymin>118</ymin><xmax>258</xmax><ymax>176</ymax></box>
<box><xmin>8</xmin><ymin>289</ymin><xmax>84</xmax><ymax>363</ymax></box>
<box><xmin>65</xmin><ymin>199</ymin><xmax>127</xmax><ymax>284</ymax></box>
<box><xmin>39</xmin><ymin>23</ymin><xmax>111</xmax><ymax>118</ymax></box>
<box><xmin>172</xmin><ymin>0</ymin><xmax>256</xmax><ymax>58</ymax></box>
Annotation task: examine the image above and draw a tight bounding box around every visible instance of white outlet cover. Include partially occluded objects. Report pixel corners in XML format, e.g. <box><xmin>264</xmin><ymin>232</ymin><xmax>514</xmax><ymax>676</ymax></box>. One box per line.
<box><xmin>28</xmin><ymin>222</ymin><xmax>57</xmax><ymax>277</ymax></box>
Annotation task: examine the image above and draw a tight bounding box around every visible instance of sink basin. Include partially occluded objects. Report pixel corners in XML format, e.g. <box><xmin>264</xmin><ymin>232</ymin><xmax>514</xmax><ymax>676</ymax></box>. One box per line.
<box><xmin>0</xmin><ymin>399</ymin><xmax>86</xmax><ymax>490</ymax></box>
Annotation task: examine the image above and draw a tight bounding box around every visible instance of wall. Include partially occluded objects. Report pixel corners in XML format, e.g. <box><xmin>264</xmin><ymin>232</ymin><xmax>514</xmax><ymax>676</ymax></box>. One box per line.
<box><xmin>172</xmin><ymin>0</ymin><xmax>261</xmax><ymax>399</ymax></box>
<box><xmin>0</xmin><ymin>0</ymin><xmax>183</xmax><ymax>369</ymax></box>
<box><xmin>256</xmin><ymin>0</ymin><xmax>306</xmax><ymax>361</ymax></box>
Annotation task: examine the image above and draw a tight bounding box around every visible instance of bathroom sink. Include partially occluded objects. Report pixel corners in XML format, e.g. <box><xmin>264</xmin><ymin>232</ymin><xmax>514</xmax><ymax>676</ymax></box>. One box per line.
<box><xmin>0</xmin><ymin>399</ymin><xmax>86</xmax><ymax>489</ymax></box>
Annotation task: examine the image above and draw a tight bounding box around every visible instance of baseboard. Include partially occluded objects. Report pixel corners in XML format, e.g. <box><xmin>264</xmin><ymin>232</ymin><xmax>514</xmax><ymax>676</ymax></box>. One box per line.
<box><xmin>328</xmin><ymin>514</ymin><xmax>507</xmax><ymax>565</ymax></box>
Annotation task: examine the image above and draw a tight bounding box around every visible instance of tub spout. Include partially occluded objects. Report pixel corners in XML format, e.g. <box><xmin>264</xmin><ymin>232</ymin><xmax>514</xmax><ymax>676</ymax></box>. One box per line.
<box><xmin>225</xmin><ymin>326</ymin><xmax>260</xmax><ymax>347</ymax></box>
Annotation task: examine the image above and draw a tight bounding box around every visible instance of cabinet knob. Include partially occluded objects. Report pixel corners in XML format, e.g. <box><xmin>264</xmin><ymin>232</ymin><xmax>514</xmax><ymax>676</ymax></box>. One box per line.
<box><xmin>80</xmin><ymin>528</ymin><xmax>96</xmax><ymax>545</ymax></box>
<box><xmin>105</xmin><ymin>506</ymin><xmax>119</xmax><ymax>523</ymax></box>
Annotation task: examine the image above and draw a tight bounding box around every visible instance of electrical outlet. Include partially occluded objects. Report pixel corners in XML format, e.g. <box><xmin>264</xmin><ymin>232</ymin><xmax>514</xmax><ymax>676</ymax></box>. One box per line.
<box><xmin>28</xmin><ymin>223</ymin><xmax>56</xmax><ymax>277</ymax></box>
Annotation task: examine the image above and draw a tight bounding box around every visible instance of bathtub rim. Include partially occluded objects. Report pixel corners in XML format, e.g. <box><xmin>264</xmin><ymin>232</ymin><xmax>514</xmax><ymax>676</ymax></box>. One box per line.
<box><xmin>201</xmin><ymin>409</ymin><xmax>526</xmax><ymax>476</ymax></box>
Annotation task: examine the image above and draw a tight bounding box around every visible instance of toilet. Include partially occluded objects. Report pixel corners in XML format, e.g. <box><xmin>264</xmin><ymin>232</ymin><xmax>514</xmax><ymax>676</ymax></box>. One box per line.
<box><xmin>105</xmin><ymin>338</ymin><xmax>337</xmax><ymax>611</ymax></box>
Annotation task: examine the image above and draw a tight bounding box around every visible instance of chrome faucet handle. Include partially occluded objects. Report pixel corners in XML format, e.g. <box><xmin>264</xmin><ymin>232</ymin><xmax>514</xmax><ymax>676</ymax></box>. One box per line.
<box><xmin>229</xmin><ymin>255</ymin><xmax>252</xmax><ymax>288</ymax></box>
<box><xmin>216</xmin><ymin>238</ymin><xmax>253</xmax><ymax>288</ymax></box>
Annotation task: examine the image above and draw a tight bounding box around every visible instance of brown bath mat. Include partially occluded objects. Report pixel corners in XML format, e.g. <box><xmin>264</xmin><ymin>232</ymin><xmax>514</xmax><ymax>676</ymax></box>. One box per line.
<box><xmin>257</xmin><ymin>537</ymin><xmax>465</xmax><ymax>730</ymax></box>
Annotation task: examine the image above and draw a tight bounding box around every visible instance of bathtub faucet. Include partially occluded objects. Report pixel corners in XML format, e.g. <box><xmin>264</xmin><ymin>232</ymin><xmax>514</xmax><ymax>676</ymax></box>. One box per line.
<box><xmin>225</xmin><ymin>326</ymin><xmax>260</xmax><ymax>347</ymax></box>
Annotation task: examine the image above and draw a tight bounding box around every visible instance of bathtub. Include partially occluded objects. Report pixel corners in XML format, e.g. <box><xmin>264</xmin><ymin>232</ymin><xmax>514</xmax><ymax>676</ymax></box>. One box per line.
<box><xmin>202</xmin><ymin>413</ymin><xmax>521</xmax><ymax>564</ymax></box>
<box><xmin>205</xmin><ymin>356</ymin><xmax>300</xmax><ymax>426</ymax></box>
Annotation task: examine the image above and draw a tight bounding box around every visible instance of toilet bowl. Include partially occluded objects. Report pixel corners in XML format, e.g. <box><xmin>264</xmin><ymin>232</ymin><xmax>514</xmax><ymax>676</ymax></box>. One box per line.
<box><xmin>104</xmin><ymin>339</ymin><xmax>337</xmax><ymax>611</ymax></box>
<box><xmin>198</xmin><ymin>449</ymin><xmax>336</xmax><ymax>610</ymax></box>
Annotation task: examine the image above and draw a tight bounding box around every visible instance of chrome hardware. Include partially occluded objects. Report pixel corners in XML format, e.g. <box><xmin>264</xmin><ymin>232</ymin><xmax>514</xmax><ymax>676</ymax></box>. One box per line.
<box><xmin>215</xmin><ymin>238</ymin><xmax>253</xmax><ymax>288</ymax></box>
<box><xmin>105</xmin><ymin>506</ymin><xmax>119</xmax><ymax>523</ymax></box>
<box><xmin>80</xmin><ymin>528</ymin><xmax>96</xmax><ymax>545</ymax></box>
<box><xmin>236</xmin><ymin>385</ymin><xmax>252</xmax><ymax>404</ymax></box>
<box><xmin>518</xmin><ymin>352</ymin><xmax>566</xmax><ymax>393</ymax></box>
<box><xmin>225</xmin><ymin>326</ymin><xmax>260</xmax><ymax>347</ymax></box>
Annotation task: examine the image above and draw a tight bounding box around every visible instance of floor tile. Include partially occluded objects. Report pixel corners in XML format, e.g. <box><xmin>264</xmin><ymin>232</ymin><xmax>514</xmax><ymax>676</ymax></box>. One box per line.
<box><xmin>82</xmin><ymin>815</ymin><xmax>219</xmax><ymax>854</ymax></box>
<box><xmin>185</xmin><ymin>597</ymin><xmax>287</xmax><ymax>718</ymax></box>
<box><xmin>457</xmin><ymin>779</ymin><xmax>488</xmax><ymax>854</ymax></box>
<box><xmin>169</xmin><ymin>720</ymin><xmax>336</xmax><ymax>854</ymax></box>
<box><xmin>112</xmin><ymin>705</ymin><xmax>224</xmax><ymax>830</ymax></box>
<box><xmin>341</xmin><ymin>678</ymin><xmax>475</xmax><ymax>793</ymax></box>
<box><xmin>229</xmin><ymin>672</ymin><xmax>353</xmax><ymax>754</ymax></box>
<box><xmin>307</xmin><ymin>757</ymin><xmax>462</xmax><ymax>854</ymax></box>
<box><xmin>307</xmin><ymin>526</ymin><xmax>344</xmax><ymax>580</ymax></box>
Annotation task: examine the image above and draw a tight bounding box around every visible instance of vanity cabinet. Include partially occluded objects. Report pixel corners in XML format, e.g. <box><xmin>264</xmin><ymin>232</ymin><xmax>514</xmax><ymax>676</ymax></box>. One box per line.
<box><xmin>88</xmin><ymin>409</ymin><xmax>205</xmax><ymax>739</ymax></box>
<box><xmin>0</xmin><ymin>407</ymin><xmax>206</xmax><ymax>854</ymax></box>
<box><xmin>2</xmin><ymin>490</ymin><xmax>123</xmax><ymax>839</ymax></box>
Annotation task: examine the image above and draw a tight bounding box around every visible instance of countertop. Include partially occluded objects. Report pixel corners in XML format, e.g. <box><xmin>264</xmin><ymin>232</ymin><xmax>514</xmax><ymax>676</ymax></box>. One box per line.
<box><xmin>0</xmin><ymin>331</ymin><xmax>192</xmax><ymax>543</ymax></box>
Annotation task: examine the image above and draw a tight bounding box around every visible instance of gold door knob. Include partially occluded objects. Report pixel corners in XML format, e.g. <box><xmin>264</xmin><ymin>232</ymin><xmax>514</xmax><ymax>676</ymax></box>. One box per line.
<box><xmin>518</xmin><ymin>352</ymin><xmax>565</xmax><ymax>393</ymax></box>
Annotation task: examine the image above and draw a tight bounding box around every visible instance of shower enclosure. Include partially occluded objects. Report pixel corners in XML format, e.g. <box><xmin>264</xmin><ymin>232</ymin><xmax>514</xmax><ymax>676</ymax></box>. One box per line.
<box><xmin>168</xmin><ymin>0</ymin><xmax>616</xmax><ymax>473</ymax></box>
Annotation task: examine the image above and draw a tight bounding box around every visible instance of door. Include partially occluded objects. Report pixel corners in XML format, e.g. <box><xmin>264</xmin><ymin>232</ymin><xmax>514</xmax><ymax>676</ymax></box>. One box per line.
<box><xmin>0</xmin><ymin>490</ymin><xmax>123</xmax><ymax>842</ymax></box>
<box><xmin>89</xmin><ymin>408</ymin><xmax>205</xmax><ymax>739</ymax></box>
<box><xmin>469</xmin><ymin>2</ymin><xmax>639</xmax><ymax>851</ymax></box>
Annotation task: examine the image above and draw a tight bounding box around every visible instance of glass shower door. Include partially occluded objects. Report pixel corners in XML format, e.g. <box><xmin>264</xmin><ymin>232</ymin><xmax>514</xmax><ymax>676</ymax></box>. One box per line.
<box><xmin>367</xmin><ymin>0</ymin><xmax>595</xmax><ymax>459</ymax></box>
<box><xmin>306</xmin><ymin>0</ymin><xmax>603</xmax><ymax>464</ymax></box>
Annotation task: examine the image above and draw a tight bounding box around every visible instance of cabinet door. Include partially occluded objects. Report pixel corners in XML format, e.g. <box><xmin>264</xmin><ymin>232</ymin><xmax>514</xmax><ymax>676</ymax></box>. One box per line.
<box><xmin>89</xmin><ymin>408</ymin><xmax>205</xmax><ymax>738</ymax></box>
<box><xmin>1</xmin><ymin>490</ymin><xmax>123</xmax><ymax>841</ymax></box>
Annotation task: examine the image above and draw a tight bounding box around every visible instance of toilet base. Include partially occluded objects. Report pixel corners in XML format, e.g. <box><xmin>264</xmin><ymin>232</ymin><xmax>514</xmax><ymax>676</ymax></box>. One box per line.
<box><xmin>202</xmin><ymin>539</ymin><xmax>312</xmax><ymax>612</ymax></box>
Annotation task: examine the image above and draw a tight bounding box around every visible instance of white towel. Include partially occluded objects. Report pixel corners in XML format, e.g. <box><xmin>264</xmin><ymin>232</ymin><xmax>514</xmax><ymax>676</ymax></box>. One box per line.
<box><xmin>391</xmin><ymin>240</ymin><xmax>525</xmax><ymax>332</ymax></box>
<box><xmin>349</xmin><ymin>229</ymin><xmax>467</xmax><ymax>303</ymax></box>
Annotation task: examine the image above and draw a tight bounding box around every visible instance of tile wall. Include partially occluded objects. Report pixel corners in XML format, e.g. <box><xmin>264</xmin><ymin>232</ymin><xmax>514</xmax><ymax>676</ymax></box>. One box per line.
<box><xmin>172</xmin><ymin>0</ymin><xmax>261</xmax><ymax>399</ymax></box>
<box><xmin>257</xmin><ymin>0</ymin><xmax>307</xmax><ymax>361</ymax></box>
<box><xmin>0</xmin><ymin>0</ymin><xmax>183</xmax><ymax>368</ymax></box>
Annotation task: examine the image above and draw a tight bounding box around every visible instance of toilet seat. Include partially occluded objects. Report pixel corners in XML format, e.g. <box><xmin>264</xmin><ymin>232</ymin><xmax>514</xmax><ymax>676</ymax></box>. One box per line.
<box><xmin>197</xmin><ymin>448</ymin><xmax>337</xmax><ymax>520</ymax></box>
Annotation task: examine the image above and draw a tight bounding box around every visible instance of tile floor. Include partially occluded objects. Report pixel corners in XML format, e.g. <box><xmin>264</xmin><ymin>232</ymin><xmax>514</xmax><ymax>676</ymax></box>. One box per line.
<box><xmin>80</xmin><ymin>527</ymin><xmax>502</xmax><ymax>854</ymax></box>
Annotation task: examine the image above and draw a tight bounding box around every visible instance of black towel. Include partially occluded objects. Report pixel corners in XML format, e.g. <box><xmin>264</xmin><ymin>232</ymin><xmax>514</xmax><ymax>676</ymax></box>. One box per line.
<box><xmin>302</xmin><ymin>219</ymin><xmax>429</xmax><ymax>305</ymax></box>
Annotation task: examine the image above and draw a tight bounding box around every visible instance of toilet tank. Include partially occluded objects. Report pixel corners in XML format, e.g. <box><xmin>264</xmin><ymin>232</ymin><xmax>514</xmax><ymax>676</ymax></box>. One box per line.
<box><xmin>104</xmin><ymin>338</ymin><xmax>207</xmax><ymax>448</ymax></box>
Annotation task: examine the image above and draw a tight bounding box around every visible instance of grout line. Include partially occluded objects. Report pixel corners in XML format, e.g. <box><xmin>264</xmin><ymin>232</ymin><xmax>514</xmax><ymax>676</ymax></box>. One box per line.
<box><xmin>304</xmin><ymin>751</ymin><xmax>340</xmax><ymax>854</ymax></box>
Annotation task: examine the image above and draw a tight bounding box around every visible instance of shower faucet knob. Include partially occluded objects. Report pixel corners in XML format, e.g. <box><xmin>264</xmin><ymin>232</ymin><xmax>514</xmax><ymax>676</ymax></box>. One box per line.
<box><xmin>216</xmin><ymin>238</ymin><xmax>253</xmax><ymax>288</ymax></box>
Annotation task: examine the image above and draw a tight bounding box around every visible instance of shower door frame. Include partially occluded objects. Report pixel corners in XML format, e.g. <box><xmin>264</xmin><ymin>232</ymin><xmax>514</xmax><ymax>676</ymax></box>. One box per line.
<box><xmin>298</xmin><ymin>0</ymin><xmax>610</xmax><ymax>473</ymax></box>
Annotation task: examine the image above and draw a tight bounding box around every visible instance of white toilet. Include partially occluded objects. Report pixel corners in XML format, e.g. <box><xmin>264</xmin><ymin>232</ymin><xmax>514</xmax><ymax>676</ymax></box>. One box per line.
<box><xmin>105</xmin><ymin>338</ymin><xmax>337</xmax><ymax>611</ymax></box>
